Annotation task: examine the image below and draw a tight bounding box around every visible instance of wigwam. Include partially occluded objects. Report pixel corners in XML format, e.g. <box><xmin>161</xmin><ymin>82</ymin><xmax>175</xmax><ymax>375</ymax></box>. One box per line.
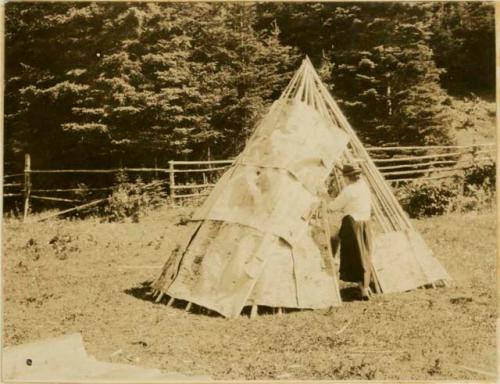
<box><xmin>151</xmin><ymin>57</ymin><xmax>451</xmax><ymax>318</ymax></box>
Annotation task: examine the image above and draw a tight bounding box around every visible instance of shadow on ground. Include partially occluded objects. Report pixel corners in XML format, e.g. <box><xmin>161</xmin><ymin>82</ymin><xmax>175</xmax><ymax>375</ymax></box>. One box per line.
<box><xmin>124</xmin><ymin>280</ymin><xmax>154</xmax><ymax>302</ymax></box>
<box><xmin>125</xmin><ymin>281</ymin><xmax>367</xmax><ymax>315</ymax></box>
<box><xmin>340</xmin><ymin>286</ymin><xmax>362</xmax><ymax>302</ymax></box>
<box><xmin>124</xmin><ymin>281</ymin><xmax>223</xmax><ymax>317</ymax></box>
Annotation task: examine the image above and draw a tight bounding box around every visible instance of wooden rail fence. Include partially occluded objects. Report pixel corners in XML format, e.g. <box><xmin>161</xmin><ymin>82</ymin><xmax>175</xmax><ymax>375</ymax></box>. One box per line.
<box><xmin>3</xmin><ymin>143</ymin><xmax>495</xmax><ymax>219</ymax></box>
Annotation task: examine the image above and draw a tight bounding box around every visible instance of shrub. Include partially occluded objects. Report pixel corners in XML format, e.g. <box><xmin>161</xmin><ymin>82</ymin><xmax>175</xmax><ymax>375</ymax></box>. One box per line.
<box><xmin>103</xmin><ymin>173</ymin><xmax>166</xmax><ymax>222</ymax></box>
<box><xmin>453</xmin><ymin>183</ymin><xmax>495</xmax><ymax>213</ymax></box>
<box><xmin>453</xmin><ymin>162</ymin><xmax>496</xmax><ymax>213</ymax></box>
<box><xmin>463</xmin><ymin>161</ymin><xmax>496</xmax><ymax>190</ymax></box>
<box><xmin>396</xmin><ymin>180</ymin><xmax>461</xmax><ymax>218</ymax></box>
<box><xmin>396</xmin><ymin>161</ymin><xmax>496</xmax><ymax>218</ymax></box>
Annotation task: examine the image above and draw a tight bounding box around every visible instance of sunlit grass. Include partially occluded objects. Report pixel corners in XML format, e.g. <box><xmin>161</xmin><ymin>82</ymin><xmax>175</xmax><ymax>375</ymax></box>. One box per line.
<box><xmin>2</xmin><ymin>208</ymin><xmax>496</xmax><ymax>380</ymax></box>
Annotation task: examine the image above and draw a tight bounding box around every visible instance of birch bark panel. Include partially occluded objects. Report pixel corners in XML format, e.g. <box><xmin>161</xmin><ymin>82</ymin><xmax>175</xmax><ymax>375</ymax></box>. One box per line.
<box><xmin>371</xmin><ymin>230</ymin><xmax>451</xmax><ymax>293</ymax></box>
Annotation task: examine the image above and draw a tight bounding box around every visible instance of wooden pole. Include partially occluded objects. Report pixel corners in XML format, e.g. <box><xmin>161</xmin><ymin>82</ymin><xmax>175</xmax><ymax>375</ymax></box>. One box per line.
<box><xmin>155</xmin><ymin>292</ymin><xmax>165</xmax><ymax>303</ymax></box>
<box><xmin>30</xmin><ymin>195</ymin><xmax>82</xmax><ymax>203</ymax></box>
<box><xmin>321</xmin><ymin>201</ymin><xmax>343</xmax><ymax>305</ymax></box>
<box><xmin>366</xmin><ymin>143</ymin><xmax>495</xmax><ymax>151</ymax></box>
<box><xmin>281</xmin><ymin>59</ymin><xmax>306</xmax><ymax>100</ymax></box>
<box><xmin>204</xmin><ymin>147</ymin><xmax>211</xmax><ymax>185</ymax></box>
<box><xmin>250</xmin><ymin>305</ymin><xmax>258</xmax><ymax>319</ymax></box>
<box><xmin>169</xmin><ymin>160</ymin><xmax>176</xmax><ymax>206</ymax></box>
<box><xmin>312</xmin><ymin>66</ymin><xmax>413</xmax><ymax>230</ymax></box>
<box><xmin>35</xmin><ymin>197</ymin><xmax>109</xmax><ymax>222</ymax></box>
<box><xmin>23</xmin><ymin>153</ymin><xmax>31</xmax><ymax>221</ymax></box>
<box><xmin>167</xmin><ymin>296</ymin><xmax>175</xmax><ymax>307</ymax></box>
<box><xmin>28</xmin><ymin>168</ymin><xmax>171</xmax><ymax>174</ymax></box>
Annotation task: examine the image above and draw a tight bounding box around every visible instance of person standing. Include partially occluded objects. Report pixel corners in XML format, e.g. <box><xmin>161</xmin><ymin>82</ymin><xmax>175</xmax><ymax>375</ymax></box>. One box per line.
<box><xmin>328</xmin><ymin>163</ymin><xmax>373</xmax><ymax>300</ymax></box>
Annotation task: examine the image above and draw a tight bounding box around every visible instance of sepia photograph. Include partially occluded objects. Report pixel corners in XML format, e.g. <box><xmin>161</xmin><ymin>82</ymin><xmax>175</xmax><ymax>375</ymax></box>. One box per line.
<box><xmin>2</xmin><ymin>1</ymin><xmax>497</xmax><ymax>382</ymax></box>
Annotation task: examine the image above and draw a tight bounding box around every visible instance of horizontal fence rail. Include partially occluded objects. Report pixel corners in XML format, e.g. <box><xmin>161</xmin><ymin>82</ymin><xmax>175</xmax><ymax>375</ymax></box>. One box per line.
<box><xmin>27</xmin><ymin>168</ymin><xmax>171</xmax><ymax>174</ymax></box>
<box><xmin>3</xmin><ymin>143</ymin><xmax>496</xmax><ymax>218</ymax></box>
<box><xmin>365</xmin><ymin>143</ymin><xmax>496</xmax><ymax>151</ymax></box>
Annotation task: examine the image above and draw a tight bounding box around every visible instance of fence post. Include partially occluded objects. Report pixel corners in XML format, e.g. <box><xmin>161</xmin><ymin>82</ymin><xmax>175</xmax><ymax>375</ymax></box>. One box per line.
<box><xmin>169</xmin><ymin>160</ymin><xmax>176</xmax><ymax>206</ymax></box>
<box><xmin>23</xmin><ymin>153</ymin><xmax>31</xmax><ymax>221</ymax></box>
<box><xmin>205</xmin><ymin>146</ymin><xmax>211</xmax><ymax>184</ymax></box>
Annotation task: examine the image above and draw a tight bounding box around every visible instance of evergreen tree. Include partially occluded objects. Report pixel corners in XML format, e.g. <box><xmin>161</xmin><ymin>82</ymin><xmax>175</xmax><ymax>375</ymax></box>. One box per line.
<box><xmin>192</xmin><ymin>3</ymin><xmax>300</xmax><ymax>157</ymax></box>
<box><xmin>257</xmin><ymin>2</ymin><xmax>458</xmax><ymax>146</ymax></box>
<box><xmin>5</xmin><ymin>2</ymin><xmax>494</xmax><ymax>173</ymax></box>
<box><xmin>4</xmin><ymin>2</ymin><xmax>299</xmax><ymax>171</ymax></box>
<box><xmin>426</xmin><ymin>2</ymin><xmax>495</xmax><ymax>98</ymax></box>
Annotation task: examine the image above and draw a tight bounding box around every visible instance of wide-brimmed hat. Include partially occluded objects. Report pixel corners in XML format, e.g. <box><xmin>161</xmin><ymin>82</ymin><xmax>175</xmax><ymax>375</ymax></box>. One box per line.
<box><xmin>341</xmin><ymin>163</ymin><xmax>362</xmax><ymax>176</ymax></box>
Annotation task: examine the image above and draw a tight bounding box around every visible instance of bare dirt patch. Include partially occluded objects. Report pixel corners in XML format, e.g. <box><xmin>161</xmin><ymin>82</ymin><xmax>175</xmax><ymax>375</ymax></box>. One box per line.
<box><xmin>2</xmin><ymin>208</ymin><xmax>496</xmax><ymax>380</ymax></box>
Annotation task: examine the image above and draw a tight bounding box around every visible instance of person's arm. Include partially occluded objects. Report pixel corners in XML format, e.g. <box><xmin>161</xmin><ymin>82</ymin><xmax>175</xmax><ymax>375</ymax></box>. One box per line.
<box><xmin>328</xmin><ymin>186</ymin><xmax>349</xmax><ymax>213</ymax></box>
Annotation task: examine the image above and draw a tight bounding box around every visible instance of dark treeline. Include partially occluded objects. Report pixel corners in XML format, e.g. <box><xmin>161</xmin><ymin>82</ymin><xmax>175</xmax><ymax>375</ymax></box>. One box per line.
<box><xmin>5</xmin><ymin>2</ymin><xmax>495</xmax><ymax>172</ymax></box>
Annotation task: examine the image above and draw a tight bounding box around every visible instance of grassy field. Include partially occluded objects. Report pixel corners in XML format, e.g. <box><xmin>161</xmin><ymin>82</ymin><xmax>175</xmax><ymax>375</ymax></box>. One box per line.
<box><xmin>2</xmin><ymin>207</ymin><xmax>497</xmax><ymax>380</ymax></box>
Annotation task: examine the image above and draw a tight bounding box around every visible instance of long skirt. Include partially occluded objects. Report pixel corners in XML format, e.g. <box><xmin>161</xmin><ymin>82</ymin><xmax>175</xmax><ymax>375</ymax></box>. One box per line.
<box><xmin>338</xmin><ymin>215</ymin><xmax>373</xmax><ymax>285</ymax></box>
